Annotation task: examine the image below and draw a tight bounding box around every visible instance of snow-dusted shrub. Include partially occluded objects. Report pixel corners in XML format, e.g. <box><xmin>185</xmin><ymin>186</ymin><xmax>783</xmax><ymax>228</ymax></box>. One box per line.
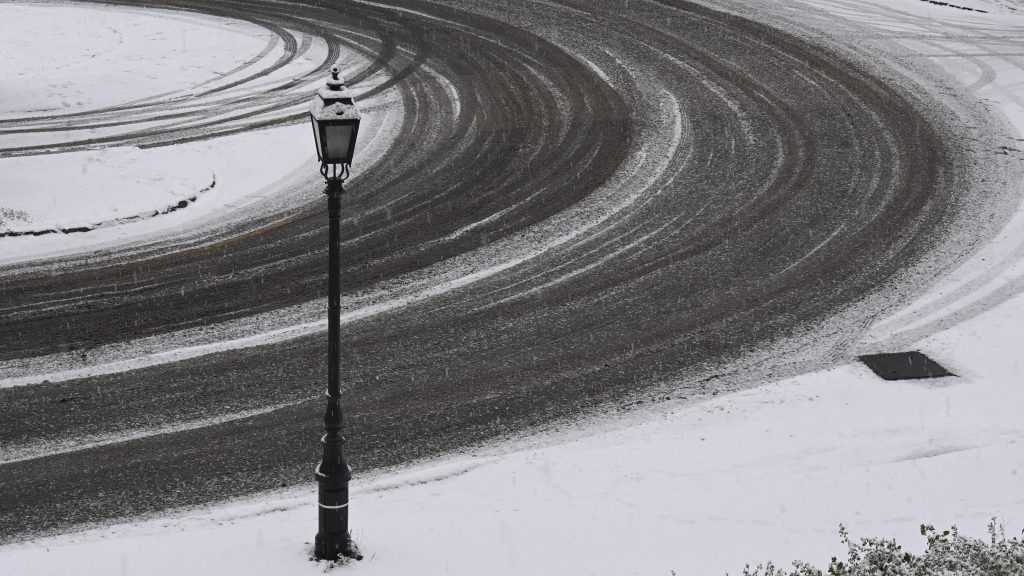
<box><xmin>0</xmin><ymin>207</ymin><xmax>29</xmax><ymax>226</ymax></box>
<box><xmin>739</xmin><ymin>520</ymin><xmax>1024</xmax><ymax>576</ymax></box>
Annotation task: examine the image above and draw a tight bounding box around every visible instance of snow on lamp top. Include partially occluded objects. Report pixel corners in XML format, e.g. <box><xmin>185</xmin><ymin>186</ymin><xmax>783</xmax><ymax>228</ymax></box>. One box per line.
<box><xmin>310</xmin><ymin>65</ymin><xmax>361</xmax><ymax>166</ymax></box>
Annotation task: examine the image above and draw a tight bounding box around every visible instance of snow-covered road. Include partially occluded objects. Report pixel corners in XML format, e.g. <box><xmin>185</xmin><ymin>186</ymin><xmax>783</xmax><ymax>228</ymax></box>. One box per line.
<box><xmin>3</xmin><ymin>284</ymin><xmax>1023</xmax><ymax>575</ymax></box>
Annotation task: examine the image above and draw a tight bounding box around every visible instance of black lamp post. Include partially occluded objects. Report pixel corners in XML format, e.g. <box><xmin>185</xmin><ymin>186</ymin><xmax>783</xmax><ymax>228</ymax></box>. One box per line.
<box><xmin>310</xmin><ymin>65</ymin><xmax>361</xmax><ymax>561</ymax></box>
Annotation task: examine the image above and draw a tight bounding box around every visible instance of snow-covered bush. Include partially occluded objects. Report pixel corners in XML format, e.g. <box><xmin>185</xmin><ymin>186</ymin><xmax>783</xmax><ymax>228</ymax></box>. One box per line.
<box><xmin>0</xmin><ymin>207</ymin><xmax>29</xmax><ymax>226</ymax></box>
<box><xmin>739</xmin><ymin>520</ymin><xmax>1024</xmax><ymax>576</ymax></box>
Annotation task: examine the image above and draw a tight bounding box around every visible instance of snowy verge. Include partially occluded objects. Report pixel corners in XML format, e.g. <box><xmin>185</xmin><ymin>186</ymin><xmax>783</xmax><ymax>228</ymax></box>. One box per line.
<box><xmin>0</xmin><ymin>124</ymin><xmax>313</xmax><ymax>262</ymax></box>
<box><xmin>0</xmin><ymin>93</ymin><xmax>400</xmax><ymax>266</ymax></box>
<box><xmin>0</xmin><ymin>145</ymin><xmax>219</xmax><ymax>236</ymax></box>
<box><xmin>0</xmin><ymin>3</ymin><xmax>276</xmax><ymax>118</ymax></box>
<box><xmin>0</xmin><ymin>1</ymin><xmax>402</xmax><ymax>265</ymax></box>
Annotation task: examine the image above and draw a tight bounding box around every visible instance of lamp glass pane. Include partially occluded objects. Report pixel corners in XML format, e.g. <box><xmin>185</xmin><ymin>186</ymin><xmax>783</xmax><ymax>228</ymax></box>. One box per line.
<box><xmin>324</xmin><ymin>124</ymin><xmax>353</xmax><ymax>163</ymax></box>
<box><xmin>311</xmin><ymin>118</ymin><xmax>323</xmax><ymax>160</ymax></box>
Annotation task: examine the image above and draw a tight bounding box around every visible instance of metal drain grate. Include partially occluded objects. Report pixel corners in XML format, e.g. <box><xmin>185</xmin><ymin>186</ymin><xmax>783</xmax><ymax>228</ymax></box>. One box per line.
<box><xmin>858</xmin><ymin>351</ymin><xmax>954</xmax><ymax>380</ymax></box>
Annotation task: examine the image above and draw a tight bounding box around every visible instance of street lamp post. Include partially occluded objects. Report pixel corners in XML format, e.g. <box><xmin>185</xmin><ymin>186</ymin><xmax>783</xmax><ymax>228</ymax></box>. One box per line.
<box><xmin>310</xmin><ymin>65</ymin><xmax>361</xmax><ymax>562</ymax></box>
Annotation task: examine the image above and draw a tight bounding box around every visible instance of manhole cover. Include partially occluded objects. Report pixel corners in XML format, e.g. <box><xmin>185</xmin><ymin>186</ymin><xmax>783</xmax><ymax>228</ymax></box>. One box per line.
<box><xmin>858</xmin><ymin>351</ymin><xmax>954</xmax><ymax>380</ymax></box>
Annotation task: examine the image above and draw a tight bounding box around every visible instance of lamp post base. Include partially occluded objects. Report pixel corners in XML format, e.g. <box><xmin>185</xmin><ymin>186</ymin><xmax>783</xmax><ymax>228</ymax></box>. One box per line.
<box><xmin>314</xmin><ymin>538</ymin><xmax>361</xmax><ymax>562</ymax></box>
<box><xmin>313</xmin><ymin>537</ymin><xmax>358</xmax><ymax>557</ymax></box>
<box><xmin>314</xmin><ymin>533</ymin><xmax>361</xmax><ymax>561</ymax></box>
<box><xmin>314</xmin><ymin>536</ymin><xmax>359</xmax><ymax>562</ymax></box>
<box><xmin>314</xmin><ymin>479</ymin><xmax>360</xmax><ymax>561</ymax></box>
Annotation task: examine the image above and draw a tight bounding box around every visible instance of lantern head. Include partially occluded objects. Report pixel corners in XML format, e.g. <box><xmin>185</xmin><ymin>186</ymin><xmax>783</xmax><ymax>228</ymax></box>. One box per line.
<box><xmin>310</xmin><ymin>65</ymin><xmax>361</xmax><ymax>170</ymax></box>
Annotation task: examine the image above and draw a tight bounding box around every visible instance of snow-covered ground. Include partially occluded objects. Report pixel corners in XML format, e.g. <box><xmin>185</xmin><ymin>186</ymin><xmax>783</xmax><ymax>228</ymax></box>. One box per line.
<box><xmin>0</xmin><ymin>2</ymin><xmax>402</xmax><ymax>264</ymax></box>
<box><xmin>2</xmin><ymin>128</ymin><xmax>296</xmax><ymax>234</ymax></box>
<box><xmin>0</xmin><ymin>3</ymin><xmax>274</xmax><ymax>117</ymax></box>
<box><xmin>2</xmin><ymin>0</ymin><xmax>1024</xmax><ymax>574</ymax></box>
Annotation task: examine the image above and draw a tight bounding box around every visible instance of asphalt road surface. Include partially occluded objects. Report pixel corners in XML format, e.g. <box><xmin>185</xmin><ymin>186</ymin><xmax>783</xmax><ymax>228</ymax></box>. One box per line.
<box><xmin>0</xmin><ymin>0</ymin><xmax>990</xmax><ymax>542</ymax></box>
